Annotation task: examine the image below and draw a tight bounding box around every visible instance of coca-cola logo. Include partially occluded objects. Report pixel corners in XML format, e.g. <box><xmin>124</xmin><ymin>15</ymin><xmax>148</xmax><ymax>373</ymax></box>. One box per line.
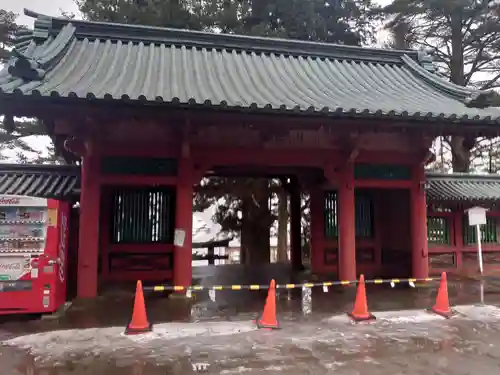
<box><xmin>58</xmin><ymin>213</ymin><xmax>68</xmax><ymax>283</ymax></box>
<box><xmin>0</xmin><ymin>197</ymin><xmax>20</xmax><ymax>205</ymax></box>
<box><xmin>0</xmin><ymin>263</ymin><xmax>21</xmax><ymax>270</ymax></box>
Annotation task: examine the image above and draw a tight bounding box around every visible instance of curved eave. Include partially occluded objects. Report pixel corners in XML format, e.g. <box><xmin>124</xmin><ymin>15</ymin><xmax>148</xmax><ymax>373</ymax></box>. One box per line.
<box><xmin>426</xmin><ymin>173</ymin><xmax>500</xmax><ymax>203</ymax></box>
<box><xmin>1</xmin><ymin>10</ymin><xmax>500</xmax><ymax>126</ymax></box>
<box><xmin>1</xmin><ymin>90</ymin><xmax>500</xmax><ymax>126</ymax></box>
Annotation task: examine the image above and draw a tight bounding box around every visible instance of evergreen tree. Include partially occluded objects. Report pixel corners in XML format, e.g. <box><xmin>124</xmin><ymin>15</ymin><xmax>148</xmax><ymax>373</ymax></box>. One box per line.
<box><xmin>380</xmin><ymin>0</ymin><xmax>500</xmax><ymax>172</ymax></box>
<box><xmin>0</xmin><ymin>10</ymin><xmax>58</xmax><ymax>164</ymax></box>
<box><xmin>0</xmin><ymin>9</ymin><xmax>18</xmax><ymax>63</ymax></box>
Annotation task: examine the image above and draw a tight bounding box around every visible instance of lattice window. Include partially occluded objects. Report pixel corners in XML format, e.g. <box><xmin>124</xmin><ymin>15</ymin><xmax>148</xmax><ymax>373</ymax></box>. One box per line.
<box><xmin>463</xmin><ymin>215</ymin><xmax>499</xmax><ymax>244</ymax></box>
<box><xmin>355</xmin><ymin>193</ymin><xmax>374</xmax><ymax>238</ymax></box>
<box><xmin>323</xmin><ymin>191</ymin><xmax>374</xmax><ymax>239</ymax></box>
<box><xmin>427</xmin><ymin>216</ymin><xmax>451</xmax><ymax>245</ymax></box>
<box><xmin>324</xmin><ymin>191</ymin><xmax>338</xmax><ymax>239</ymax></box>
<box><xmin>110</xmin><ymin>187</ymin><xmax>176</xmax><ymax>244</ymax></box>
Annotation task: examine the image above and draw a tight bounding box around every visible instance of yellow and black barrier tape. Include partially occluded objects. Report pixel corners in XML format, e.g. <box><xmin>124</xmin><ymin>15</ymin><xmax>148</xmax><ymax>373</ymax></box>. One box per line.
<box><xmin>144</xmin><ymin>277</ymin><xmax>438</xmax><ymax>292</ymax></box>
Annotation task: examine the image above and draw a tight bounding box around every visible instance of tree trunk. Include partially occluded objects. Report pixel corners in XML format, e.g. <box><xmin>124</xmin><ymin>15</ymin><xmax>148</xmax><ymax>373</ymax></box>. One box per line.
<box><xmin>449</xmin><ymin>9</ymin><xmax>473</xmax><ymax>173</ymax></box>
<box><xmin>450</xmin><ymin>136</ymin><xmax>473</xmax><ymax>172</ymax></box>
<box><xmin>391</xmin><ymin>21</ymin><xmax>411</xmax><ymax>49</ymax></box>
<box><xmin>240</xmin><ymin>179</ymin><xmax>272</xmax><ymax>265</ymax></box>
<box><xmin>277</xmin><ymin>187</ymin><xmax>289</xmax><ymax>263</ymax></box>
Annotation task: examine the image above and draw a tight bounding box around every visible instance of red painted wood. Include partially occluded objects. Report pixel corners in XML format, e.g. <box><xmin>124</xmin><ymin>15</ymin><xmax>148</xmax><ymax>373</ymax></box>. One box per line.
<box><xmin>461</xmin><ymin>244</ymin><xmax>500</xmax><ymax>251</ymax></box>
<box><xmin>453</xmin><ymin>210</ymin><xmax>463</xmax><ymax>268</ymax></box>
<box><xmin>77</xmin><ymin>147</ymin><xmax>101</xmax><ymax>298</ymax></box>
<box><xmin>337</xmin><ymin>164</ymin><xmax>357</xmax><ymax>281</ymax></box>
<box><xmin>174</xmin><ymin>157</ymin><xmax>194</xmax><ymax>287</ymax></box>
<box><xmin>98</xmin><ymin>142</ymin><xmax>180</xmax><ymax>157</ymax></box>
<box><xmin>106</xmin><ymin>271</ymin><xmax>173</xmax><ymax>282</ymax></box>
<box><xmin>193</xmin><ymin>148</ymin><xmax>342</xmax><ymax>167</ymax></box>
<box><xmin>73</xmin><ymin>139</ymin><xmax>435</xmax><ymax>291</ymax></box>
<box><xmin>108</xmin><ymin>243</ymin><xmax>175</xmax><ymax>253</ymax></box>
<box><xmin>410</xmin><ymin>166</ymin><xmax>429</xmax><ymax>279</ymax></box>
<box><xmin>427</xmin><ymin>207</ymin><xmax>500</xmax><ymax>274</ymax></box>
<box><xmin>99</xmin><ymin>188</ymin><xmax>111</xmax><ymax>281</ymax></box>
<box><xmin>428</xmin><ymin>246</ymin><xmax>456</xmax><ymax>253</ymax></box>
<box><xmin>191</xmin><ymin>148</ymin><xmax>421</xmax><ymax>170</ymax></box>
<box><xmin>373</xmin><ymin>192</ymin><xmax>383</xmax><ymax>272</ymax></box>
<box><xmin>355</xmin><ymin>151</ymin><xmax>420</xmax><ymax>164</ymax></box>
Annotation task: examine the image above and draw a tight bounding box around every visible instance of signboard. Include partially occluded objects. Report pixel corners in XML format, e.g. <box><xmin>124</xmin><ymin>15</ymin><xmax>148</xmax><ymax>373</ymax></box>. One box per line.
<box><xmin>467</xmin><ymin>206</ymin><xmax>487</xmax><ymax>226</ymax></box>
<box><xmin>174</xmin><ymin>229</ymin><xmax>186</xmax><ymax>247</ymax></box>
<box><xmin>465</xmin><ymin>206</ymin><xmax>488</xmax><ymax>275</ymax></box>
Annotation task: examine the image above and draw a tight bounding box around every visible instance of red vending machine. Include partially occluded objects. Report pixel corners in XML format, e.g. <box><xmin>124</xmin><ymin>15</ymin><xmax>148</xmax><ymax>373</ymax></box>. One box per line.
<box><xmin>0</xmin><ymin>195</ymin><xmax>70</xmax><ymax>315</ymax></box>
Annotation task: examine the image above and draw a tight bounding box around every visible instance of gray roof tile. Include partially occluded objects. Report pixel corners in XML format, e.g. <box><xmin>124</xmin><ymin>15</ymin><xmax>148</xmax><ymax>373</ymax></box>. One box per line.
<box><xmin>0</xmin><ymin>162</ymin><xmax>500</xmax><ymax>203</ymax></box>
<box><xmin>426</xmin><ymin>173</ymin><xmax>500</xmax><ymax>201</ymax></box>
<box><xmin>0</xmin><ymin>164</ymin><xmax>80</xmax><ymax>200</ymax></box>
<box><xmin>1</xmin><ymin>9</ymin><xmax>500</xmax><ymax>124</ymax></box>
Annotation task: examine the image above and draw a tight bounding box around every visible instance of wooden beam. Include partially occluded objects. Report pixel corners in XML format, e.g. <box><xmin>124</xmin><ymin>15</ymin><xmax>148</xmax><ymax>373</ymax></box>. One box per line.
<box><xmin>3</xmin><ymin>98</ymin><xmax>500</xmax><ymax>138</ymax></box>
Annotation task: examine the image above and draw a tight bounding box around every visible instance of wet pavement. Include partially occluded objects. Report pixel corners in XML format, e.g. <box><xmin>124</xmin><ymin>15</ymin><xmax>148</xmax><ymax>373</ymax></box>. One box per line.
<box><xmin>2</xmin><ymin>267</ymin><xmax>500</xmax><ymax>374</ymax></box>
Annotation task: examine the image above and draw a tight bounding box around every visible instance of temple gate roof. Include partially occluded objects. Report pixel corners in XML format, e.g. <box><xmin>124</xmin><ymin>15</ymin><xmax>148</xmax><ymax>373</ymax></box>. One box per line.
<box><xmin>1</xmin><ymin>9</ymin><xmax>500</xmax><ymax>124</ymax></box>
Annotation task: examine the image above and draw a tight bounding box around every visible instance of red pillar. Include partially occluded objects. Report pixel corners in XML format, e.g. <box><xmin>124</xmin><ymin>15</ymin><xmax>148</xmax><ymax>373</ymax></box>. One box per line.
<box><xmin>453</xmin><ymin>207</ymin><xmax>464</xmax><ymax>271</ymax></box>
<box><xmin>310</xmin><ymin>186</ymin><xmax>325</xmax><ymax>274</ymax></box>
<box><xmin>174</xmin><ymin>156</ymin><xmax>193</xmax><ymax>287</ymax></box>
<box><xmin>410</xmin><ymin>165</ymin><xmax>429</xmax><ymax>279</ymax></box>
<box><xmin>77</xmin><ymin>144</ymin><xmax>101</xmax><ymax>298</ymax></box>
<box><xmin>290</xmin><ymin>177</ymin><xmax>303</xmax><ymax>270</ymax></box>
<box><xmin>338</xmin><ymin>163</ymin><xmax>356</xmax><ymax>281</ymax></box>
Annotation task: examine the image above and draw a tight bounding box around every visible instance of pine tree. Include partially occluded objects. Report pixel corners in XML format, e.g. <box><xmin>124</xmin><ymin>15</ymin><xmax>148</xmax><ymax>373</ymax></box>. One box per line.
<box><xmin>1</xmin><ymin>10</ymin><xmax>58</xmax><ymax>163</ymax></box>
<box><xmin>381</xmin><ymin>0</ymin><xmax>500</xmax><ymax>172</ymax></box>
<box><xmin>0</xmin><ymin>9</ymin><xmax>18</xmax><ymax>63</ymax></box>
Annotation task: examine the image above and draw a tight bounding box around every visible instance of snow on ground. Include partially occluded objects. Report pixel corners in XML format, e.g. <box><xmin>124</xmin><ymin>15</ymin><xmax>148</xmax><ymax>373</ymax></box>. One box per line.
<box><xmin>124</xmin><ymin>321</ymin><xmax>257</xmax><ymax>344</ymax></box>
<box><xmin>3</xmin><ymin>305</ymin><xmax>500</xmax><ymax>365</ymax></box>
<box><xmin>3</xmin><ymin>321</ymin><xmax>257</xmax><ymax>358</ymax></box>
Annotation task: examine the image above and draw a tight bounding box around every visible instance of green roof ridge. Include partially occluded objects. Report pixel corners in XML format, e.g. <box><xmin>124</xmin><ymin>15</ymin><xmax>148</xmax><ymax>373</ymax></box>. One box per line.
<box><xmin>22</xmin><ymin>8</ymin><xmax>419</xmax><ymax>64</ymax></box>
<box><xmin>401</xmin><ymin>55</ymin><xmax>496</xmax><ymax>107</ymax></box>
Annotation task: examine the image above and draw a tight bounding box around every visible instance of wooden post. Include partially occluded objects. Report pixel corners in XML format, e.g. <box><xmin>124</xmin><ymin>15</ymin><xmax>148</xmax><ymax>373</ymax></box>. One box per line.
<box><xmin>208</xmin><ymin>245</ymin><xmax>215</xmax><ymax>265</ymax></box>
<box><xmin>338</xmin><ymin>163</ymin><xmax>356</xmax><ymax>281</ymax></box>
<box><xmin>410</xmin><ymin>165</ymin><xmax>429</xmax><ymax>279</ymax></box>
<box><xmin>77</xmin><ymin>142</ymin><xmax>101</xmax><ymax>298</ymax></box>
<box><xmin>174</xmin><ymin>156</ymin><xmax>193</xmax><ymax>287</ymax></box>
<box><xmin>453</xmin><ymin>207</ymin><xmax>463</xmax><ymax>271</ymax></box>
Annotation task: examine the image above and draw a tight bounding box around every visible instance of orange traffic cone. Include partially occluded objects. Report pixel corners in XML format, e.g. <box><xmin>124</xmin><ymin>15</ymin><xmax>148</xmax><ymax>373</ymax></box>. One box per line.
<box><xmin>430</xmin><ymin>272</ymin><xmax>453</xmax><ymax>318</ymax></box>
<box><xmin>256</xmin><ymin>279</ymin><xmax>280</xmax><ymax>329</ymax></box>
<box><xmin>125</xmin><ymin>280</ymin><xmax>153</xmax><ymax>335</ymax></box>
<box><xmin>347</xmin><ymin>274</ymin><xmax>375</xmax><ymax>322</ymax></box>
